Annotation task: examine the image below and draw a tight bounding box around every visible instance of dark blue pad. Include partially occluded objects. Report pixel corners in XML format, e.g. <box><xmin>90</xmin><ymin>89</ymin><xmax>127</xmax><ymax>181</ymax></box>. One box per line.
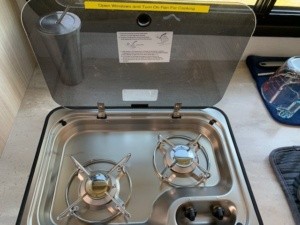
<box><xmin>246</xmin><ymin>55</ymin><xmax>300</xmax><ymax>126</ymax></box>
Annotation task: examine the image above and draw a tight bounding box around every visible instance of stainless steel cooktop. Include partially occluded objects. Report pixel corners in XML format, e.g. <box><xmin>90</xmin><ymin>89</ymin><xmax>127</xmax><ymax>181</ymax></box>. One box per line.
<box><xmin>17</xmin><ymin>107</ymin><xmax>262</xmax><ymax>225</ymax></box>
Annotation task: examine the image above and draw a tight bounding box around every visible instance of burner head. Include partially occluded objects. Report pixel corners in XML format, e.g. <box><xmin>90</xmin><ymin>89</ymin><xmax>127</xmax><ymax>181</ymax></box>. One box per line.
<box><xmin>80</xmin><ymin>171</ymin><xmax>118</xmax><ymax>207</ymax></box>
<box><xmin>165</xmin><ymin>144</ymin><xmax>197</xmax><ymax>174</ymax></box>
<box><xmin>171</xmin><ymin>145</ymin><xmax>195</xmax><ymax>167</ymax></box>
<box><xmin>85</xmin><ymin>173</ymin><xmax>110</xmax><ymax>199</ymax></box>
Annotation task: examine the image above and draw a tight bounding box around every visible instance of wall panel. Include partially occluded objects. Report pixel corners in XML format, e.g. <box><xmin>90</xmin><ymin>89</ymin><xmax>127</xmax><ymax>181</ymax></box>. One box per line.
<box><xmin>0</xmin><ymin>0</ymin><xmax>36</xmax><ymax>154</ymax></box>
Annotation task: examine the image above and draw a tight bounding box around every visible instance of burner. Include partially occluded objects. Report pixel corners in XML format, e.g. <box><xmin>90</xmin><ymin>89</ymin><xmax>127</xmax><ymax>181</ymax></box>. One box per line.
<box><xmin>57</xmin><ymin>154</ymin><xmax>132</xmax><ymax>223</ymax></box>
<box><xmin>153</xmin><ymin>134</ymin><xmax>211</xmax><ymax>187</ymax></box>
<box><xmin>85</xmin><ymin>173</ymin><xmax>110</xmax><ymax>198</ymax></box>
<box><xmin>166</xmin><ymin>144</ymin><xmax>196</xmax><ymax>174</ymax></box>
<box><xmin>79</xmin><ymin>171</ymin><xmax>118</xmax><ymax>207</ymax></box>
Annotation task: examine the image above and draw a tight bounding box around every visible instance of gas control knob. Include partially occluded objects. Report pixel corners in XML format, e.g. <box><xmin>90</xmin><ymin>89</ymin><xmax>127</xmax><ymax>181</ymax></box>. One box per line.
<box><xmin>212</xmin><ymin>205</ymin><xmax>225</xmax><ymax>220</ymax></box>
<box><xmin>184</xmin><ymin>206</ymin><xmax>197</xmax><ymax>221</ymax></box>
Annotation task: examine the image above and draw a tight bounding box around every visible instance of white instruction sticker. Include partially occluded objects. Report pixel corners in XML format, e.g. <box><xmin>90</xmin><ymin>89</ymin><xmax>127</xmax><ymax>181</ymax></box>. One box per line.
<box><xmin>117</xmin><ymin>32</ymin><xmax>173</xmax><ymax>63</ymax></box>
<box><xmin>122</xmin><ymin>89</ymin><xmax>158</xmax><ymax>101</ymax></box>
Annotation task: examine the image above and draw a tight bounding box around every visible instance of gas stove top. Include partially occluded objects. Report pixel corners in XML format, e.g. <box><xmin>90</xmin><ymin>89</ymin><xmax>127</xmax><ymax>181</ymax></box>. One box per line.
<box><xmin>57</xmin><ymin>132</ymin><xmax>214</xmax><ymax>223</ymax></box>
<box><xmin>17</xmin><ymin>107</ymin><xmax>262</xmax><ymax>225</ymax></box>
<box><xmin>19</xmin><ymin>1</ymin><xmax>262</xmax><ymax>224</ymax></box>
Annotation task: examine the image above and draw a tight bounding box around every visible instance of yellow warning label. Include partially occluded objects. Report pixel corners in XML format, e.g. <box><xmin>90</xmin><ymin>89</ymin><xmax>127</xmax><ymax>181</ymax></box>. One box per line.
<box><xmin>84</xmin><ymin>1</ymin><xmax>210</xmax><ymax>13</ymax></box>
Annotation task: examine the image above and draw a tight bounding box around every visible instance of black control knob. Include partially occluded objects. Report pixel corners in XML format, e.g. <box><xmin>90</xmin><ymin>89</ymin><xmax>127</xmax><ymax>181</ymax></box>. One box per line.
<box><xmin>184</xmin><ymin>206</ymin><xmax>197</xmax><ymax>221</ymax></box>
<box><xmin>212</xmin><ymin>206</ymin><xmax>225</xmax><ymax>220</ymax></box>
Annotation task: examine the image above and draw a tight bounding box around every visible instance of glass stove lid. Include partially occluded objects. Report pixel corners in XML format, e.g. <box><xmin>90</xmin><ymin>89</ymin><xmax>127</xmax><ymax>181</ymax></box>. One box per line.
<box><xmin>22</xmin><ymin>0</ymin><xmax>255</xmax><ymax>107</ymax></box>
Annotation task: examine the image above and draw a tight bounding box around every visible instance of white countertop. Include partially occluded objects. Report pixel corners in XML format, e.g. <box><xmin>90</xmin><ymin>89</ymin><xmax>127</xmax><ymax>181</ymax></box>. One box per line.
<box><xmin>0</xmin><ymin>62</ymin><xmax>299</xmax><ymax>225</ymax></box>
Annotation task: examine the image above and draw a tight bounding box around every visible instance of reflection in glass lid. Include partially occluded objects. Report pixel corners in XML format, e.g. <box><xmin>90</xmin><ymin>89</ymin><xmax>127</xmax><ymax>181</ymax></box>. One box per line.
<box><xmin>22</xmin><ymin>0</ymin><xmax>256</xmax><ymax>107</ymax></box>
<box><xmin>55</xmin><ymin>0</ymin><xmax>84</xmax><ymax>8</ymax></box>
<box><xmin>261</xmin><ymin>56</ymin><xmax>300</xmax><ymax>119</ymax></box>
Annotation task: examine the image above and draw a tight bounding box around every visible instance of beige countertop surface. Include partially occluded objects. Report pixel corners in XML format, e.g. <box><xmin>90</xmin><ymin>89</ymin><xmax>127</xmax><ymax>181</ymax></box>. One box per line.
<box><xmin>0</xmin><ymin>62</ymin><xmax>299</xmax><ymax>225</ymax></box>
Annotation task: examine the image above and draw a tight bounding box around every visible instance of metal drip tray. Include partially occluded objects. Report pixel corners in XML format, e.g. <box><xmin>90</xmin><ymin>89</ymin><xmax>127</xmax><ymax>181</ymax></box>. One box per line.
<box><xmin>18</xmin><ymin>107</ymin><xmax>262</xmax><ymax>225</ymax></box>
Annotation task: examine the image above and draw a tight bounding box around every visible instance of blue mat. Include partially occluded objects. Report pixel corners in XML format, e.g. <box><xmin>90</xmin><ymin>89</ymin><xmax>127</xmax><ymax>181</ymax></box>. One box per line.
<box><xmin>246</xmin><ymin>55</ymin><xmax>300</xmax><ymax>126</ymax></box>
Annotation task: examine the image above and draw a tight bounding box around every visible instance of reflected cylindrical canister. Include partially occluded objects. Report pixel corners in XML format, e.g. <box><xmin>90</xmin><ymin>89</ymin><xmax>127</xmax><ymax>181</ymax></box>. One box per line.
<box><xmin>38</xmin><ymin>11</ymin><xmax>83</xmax><ymax>86</ymax></box>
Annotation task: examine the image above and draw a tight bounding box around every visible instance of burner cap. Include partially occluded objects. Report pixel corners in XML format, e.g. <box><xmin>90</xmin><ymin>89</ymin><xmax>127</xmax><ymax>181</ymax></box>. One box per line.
<box><xmin>85</xmin><ymin>173</ymin><xmax>110</xmax><ymax>199</ymax></box>
<box><xmin>171</xmin><ymin>145</ymin><xmax>195</xmax><ymax>167</ymax></box>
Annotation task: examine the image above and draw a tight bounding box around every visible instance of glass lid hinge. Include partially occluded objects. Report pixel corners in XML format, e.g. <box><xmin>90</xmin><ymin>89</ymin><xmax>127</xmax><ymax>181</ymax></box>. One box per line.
<box><xmin>97</xmin><ymin>102</ymin><xmax>107</xmax><ymax>119</ymax></box>
<box><xmin>172</xmin><ymin>103</ymin><xmax>182</xmax><ymax>119</ymax></box>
